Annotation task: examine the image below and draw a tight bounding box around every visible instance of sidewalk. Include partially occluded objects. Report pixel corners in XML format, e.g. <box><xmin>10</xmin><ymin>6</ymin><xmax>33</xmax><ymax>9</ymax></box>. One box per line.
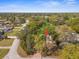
<box><xmin>0</xmin><ymin>46</ymin><xmax>11</xmax><ymax>49</ymax></box>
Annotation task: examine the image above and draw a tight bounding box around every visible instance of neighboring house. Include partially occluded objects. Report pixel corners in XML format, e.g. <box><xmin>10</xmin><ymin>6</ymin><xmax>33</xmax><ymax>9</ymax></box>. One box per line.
<box><xmin>53</xmin><ymin>16</ymin><xmax>65</xmax><ymax>25</ymax></box>
<box><xmin>0</xmin><ymin>20</ymin><xmax>14</xmax><ymax>39</ymax></box>
<box><xmin>4</xmin><ymin>21</ymin><xmax>13</xmax><ymax>32</ymax></box>
<box><xmin>64</xmin><ymin>32</ymin><xmax>77</xmax><ymax>43</ymax></box>
<box><xmin>59</xmin><ymin>32</ymin><xmax>79</xmax><ymax>47</ymax></box>
<box><xmin>0</xmin><ymin>20</ymin><xmax>13</xmax><ymax>32</ymax></box>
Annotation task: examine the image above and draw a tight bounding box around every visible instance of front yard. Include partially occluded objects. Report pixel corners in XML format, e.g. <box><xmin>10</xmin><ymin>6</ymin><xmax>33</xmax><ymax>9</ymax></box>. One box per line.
<box><xmin>5</xmin><ymin>27</ymin><xmax>21</xmax><ymax>36</ymax></box>
<box><xmin>0</xmin><ymin>49</ymin><xmax>9</xmax><ymax>59</ymax></box>
<box><xmin>0</xmin><ymin>38</ymin><xmax>14</xmax><ymax>59</ymax></box>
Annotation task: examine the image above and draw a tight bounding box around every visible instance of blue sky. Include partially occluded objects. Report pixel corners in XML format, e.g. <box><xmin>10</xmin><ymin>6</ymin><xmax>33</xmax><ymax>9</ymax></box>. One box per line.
<box><xmin>0</xmin><ymin>0</ymin><xmax>79</xmax><ymax>12</ymax></box>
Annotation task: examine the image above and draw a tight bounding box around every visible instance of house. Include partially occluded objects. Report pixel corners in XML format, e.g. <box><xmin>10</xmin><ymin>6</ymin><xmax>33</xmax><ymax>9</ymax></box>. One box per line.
<box><xmin>14</xmin><ymin>17</ymin><xmax>21</xmax><ymax>25</ymax></box>
<box><xmin>55</xmin><ymin>17</ymin><xmax>65</xmax><ymax>25</ymax></box>
<box><xmin>4</xmin><ymin>21</ymin><xmax>13</xmax><ymax>32</ymax></box>
<box><xmin>0</xmin><ymin>20</ymin><xmax>13</xmax><ymax>32</ymax></box>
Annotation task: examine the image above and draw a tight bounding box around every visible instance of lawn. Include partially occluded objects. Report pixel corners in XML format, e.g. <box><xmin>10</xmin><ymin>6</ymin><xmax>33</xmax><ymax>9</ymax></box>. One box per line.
<box><xmin>4</xmin><ymin>24</ymin><xmax>24</xmax><ymax>36</ymax></box>
<box><xmin>0</xmin><ymin>39</ymin><xmax>14</xmax><ymax>46</ymax></box>
<box><xmin>5</xmin><ymin>27</ymin><xmax>21</xmax><ymax>36</ymax></box>
<box><xmin>0</xmin><ymin>49</ymin><xmax>9</xmax><ymax>59</ymax></box>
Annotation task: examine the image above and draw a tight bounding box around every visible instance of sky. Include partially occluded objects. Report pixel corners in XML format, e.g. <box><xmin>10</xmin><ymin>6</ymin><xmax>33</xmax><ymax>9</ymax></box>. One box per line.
<box><xmin>0</xmin><ymin>0</ymin><xmax>79</xmax><ymax>12</ymax></box>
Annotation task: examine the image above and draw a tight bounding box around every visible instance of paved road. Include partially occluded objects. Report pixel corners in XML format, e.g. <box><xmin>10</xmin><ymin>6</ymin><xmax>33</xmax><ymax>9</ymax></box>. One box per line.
<box><xmin>4</xmin><ymin>37</ymin><xmax>21</xmax><ymax>59</ymax></box>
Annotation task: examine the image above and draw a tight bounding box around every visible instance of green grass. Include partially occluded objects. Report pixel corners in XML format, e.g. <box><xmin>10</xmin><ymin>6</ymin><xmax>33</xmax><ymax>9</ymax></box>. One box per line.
<box><xmin>5</xmin><ymin>27</ymin><xmax>21</xmax><ymax>36</ymax></box>
<box><xmin>0</xmin><ymin>49</ymin><xmax>9</xmax><ymax>59</ymax></box>
<box><xmin>4</xmin><ymin>24</ymin><xmax>23</xmax><ymax>36</ymax></box>
<box><xmin>0</xmin><ymin>39</ymin><xmax>14</xmax><ymax>46</ymax></box>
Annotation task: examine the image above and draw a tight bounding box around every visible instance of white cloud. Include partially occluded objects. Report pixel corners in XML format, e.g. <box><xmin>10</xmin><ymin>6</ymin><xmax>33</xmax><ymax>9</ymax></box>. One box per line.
<box><xmin>66</xmin><ymin>0</ymin><xmax>77</xmax><ymax>6</ymax></box>
<box><xmin>38</xmin><ymin>1</ymin><xmax>61</xmax><ymax>8</ymax></box>
<box><xmin>0</xmin><ymin>4</ymin><xmax>26</xmax><ymax>12</ymax></box>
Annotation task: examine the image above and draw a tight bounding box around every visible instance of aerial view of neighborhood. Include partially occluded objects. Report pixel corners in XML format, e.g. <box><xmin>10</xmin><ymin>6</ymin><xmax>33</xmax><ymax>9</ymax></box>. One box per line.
<box><xmin>0</xmin><ymin>13</ymin><xmax>79</xmax><ymax>59</ymax></box>
<box><xmin>0</xmin><ymin>0</ymin><xmax>79</xmax><ymax>59</ymax></box>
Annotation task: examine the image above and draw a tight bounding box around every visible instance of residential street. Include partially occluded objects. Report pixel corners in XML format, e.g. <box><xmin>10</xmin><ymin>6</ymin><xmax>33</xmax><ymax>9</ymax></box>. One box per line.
<box><xmin>4</xmin><ymin>36</ymin><xmax>21</xmax><ymax>59</ymax></box>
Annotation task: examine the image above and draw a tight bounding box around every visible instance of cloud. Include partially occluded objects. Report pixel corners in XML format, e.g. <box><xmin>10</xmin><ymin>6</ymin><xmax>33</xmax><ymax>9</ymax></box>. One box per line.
<box><xmin>0</xmin><ymin>3</ymin><xmax>40</xmax><ymax>12</ymax></box>
<box><xmin>36</xmin><ymin>0</ymin><xmax>61</xmax><ymax>8</ymax></box>
<box><xmin>66</xmin><ymin>0</ymin><xmax>77</xmax><ymax>6</ymax></box>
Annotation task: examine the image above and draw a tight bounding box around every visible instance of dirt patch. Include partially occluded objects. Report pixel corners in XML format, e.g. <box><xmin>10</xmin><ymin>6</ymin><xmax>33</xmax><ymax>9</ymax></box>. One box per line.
<box><xmin>17</xmin><ymin>46</ymin><xmax>28</xmax><ymax>57</ymax></box>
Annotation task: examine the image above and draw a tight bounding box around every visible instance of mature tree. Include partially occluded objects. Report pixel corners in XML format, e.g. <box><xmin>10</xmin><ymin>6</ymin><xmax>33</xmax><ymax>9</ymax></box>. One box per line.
<box><xmin>59</xmin><ymin>44</ymin><xmax>79</xmax><ymax>59</ymax></box>
<box><xmin>66</xmin><ymin>18</ymin><xmax>79</xmax><ymax>33</ymax></box>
